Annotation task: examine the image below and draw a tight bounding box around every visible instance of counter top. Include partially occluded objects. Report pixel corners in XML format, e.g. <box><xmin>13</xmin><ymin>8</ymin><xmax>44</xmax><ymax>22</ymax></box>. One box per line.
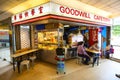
<box><xmin>85</xmin><ymin>48</ymin><xmax>100</xmax><ymax>54</ymax></box>
<box><xmin>11</xmin><ymin>49</ymin><xmax>39</xmax><ymax>58</ymax></box>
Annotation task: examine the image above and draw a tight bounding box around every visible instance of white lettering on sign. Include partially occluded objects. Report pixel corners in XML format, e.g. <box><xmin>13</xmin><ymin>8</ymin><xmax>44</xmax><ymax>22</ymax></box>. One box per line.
<box><xmin>11</xmin><ymin>2</ymin><xmax>111</xmax><ymax>25</ymax></box>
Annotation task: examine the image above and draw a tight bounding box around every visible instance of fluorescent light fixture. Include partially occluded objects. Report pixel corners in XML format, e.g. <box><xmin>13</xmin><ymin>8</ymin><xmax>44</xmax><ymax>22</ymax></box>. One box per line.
<box><xmin>0</xmin><ymin>29</ymin><xmax>9</xmax><ymax>31</ymax></box>
<box><xmin>64</xmin><ymin>25</ymin><xmax>70</xmax><ymax>27</ymax></box>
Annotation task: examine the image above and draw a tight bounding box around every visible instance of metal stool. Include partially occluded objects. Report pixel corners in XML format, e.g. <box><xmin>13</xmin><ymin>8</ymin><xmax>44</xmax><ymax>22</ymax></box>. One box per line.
<box><xmin>76</xmin><ymin>56</ymin><xmax>84</xmax><ymax>64</ymax></box>
<box><xmin>20</xmin><ymin>60</ymin><xmax>30</xmax><ymax>73</ymax></box>
<box><xmin>29</xmin><ymin>55</ymin><xmax>36</xmax><ymax>67</ymax></box>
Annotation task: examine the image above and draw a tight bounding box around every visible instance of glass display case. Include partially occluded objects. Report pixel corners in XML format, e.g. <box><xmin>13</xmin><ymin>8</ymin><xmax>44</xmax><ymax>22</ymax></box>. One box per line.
<box><xmin>38</xmin><ymin>29</ymin><xmax>63</xmax><ymax>50</ymax></box>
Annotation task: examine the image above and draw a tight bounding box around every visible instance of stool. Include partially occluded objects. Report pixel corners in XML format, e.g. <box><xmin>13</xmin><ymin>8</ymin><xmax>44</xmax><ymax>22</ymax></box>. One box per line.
<box><xmin>76</xmin><ymin>56</ymin><xmax>84</xmax><ymax>64</ymax></box>
<box><xmin>20</xmin><ymin>60</ymin><xmax>30</xmax><ymax>73</ymax></box>
<box><xmin>29</xmin><ymin>56</ymin><xmax>36</xmax><ymax>67</ymax></box>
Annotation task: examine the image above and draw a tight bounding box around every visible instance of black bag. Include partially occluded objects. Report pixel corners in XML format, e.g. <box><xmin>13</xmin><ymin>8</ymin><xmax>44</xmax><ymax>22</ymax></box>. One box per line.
<box><xmin>56</xmin><ymin>48</ymin><xmax>65</xmax><ymax>55</ymax></box>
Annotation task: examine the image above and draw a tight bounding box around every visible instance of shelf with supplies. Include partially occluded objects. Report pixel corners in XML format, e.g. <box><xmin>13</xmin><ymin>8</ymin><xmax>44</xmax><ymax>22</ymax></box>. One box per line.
<box><xmin>38</xmin><ymin>42</ymin><xmax>58</xmax><ymax>45</ymax></box>
<box><xmin>37</xmin><ymin>28</ymin><xmax>64</xmax><ymax>50</ymax></box>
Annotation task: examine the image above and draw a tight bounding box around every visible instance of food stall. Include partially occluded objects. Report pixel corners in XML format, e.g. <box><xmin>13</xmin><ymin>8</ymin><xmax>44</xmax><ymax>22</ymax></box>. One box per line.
<box><xmin>36</xmin><ymin>23</ymin><xmax>64</xmax><ymax>64</ymax></box>
<box><xmin>11</xmin><ymin>1</ymin><xmax>111</xmax><ymax>64</ymax></box>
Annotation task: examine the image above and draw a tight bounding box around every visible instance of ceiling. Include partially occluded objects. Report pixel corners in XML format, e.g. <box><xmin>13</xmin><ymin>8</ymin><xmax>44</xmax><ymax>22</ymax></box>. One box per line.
<box><xmin>79</xmin><ymin>0</ymin><xmax>120</xmax><ymax>18</ymax></box>
<box><xmin>0</xmin><ymin>0</ymin><xmax>120</xmax><ymax>25</ymax></box>
<box><xmin>0</xmin><ymin>0</ymin><xmax>25</xmax><ymax>15</ymax></box>
<box><xmin>0</xmin><ymin>0</ymin><xmax>25</xmax><ymax>25</ymax></box>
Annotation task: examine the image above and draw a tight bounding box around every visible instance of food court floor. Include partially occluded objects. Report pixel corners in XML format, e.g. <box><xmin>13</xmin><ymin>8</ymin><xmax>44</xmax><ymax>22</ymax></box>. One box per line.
<box><xmin>0</xmin><ymin>58</ymin><xmax>120</xmax><ymax>80</ymax></box>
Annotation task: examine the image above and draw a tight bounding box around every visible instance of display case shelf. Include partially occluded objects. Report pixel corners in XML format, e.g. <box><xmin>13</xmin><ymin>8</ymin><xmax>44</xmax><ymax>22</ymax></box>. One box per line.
<box><xmin>37</xmin><ymin>28</ymin><xmax>64</xmax><ymax>50</ymax></box>
<box><xmin>38</xmin><ymin>42</ymin><xmax>58</xmax><ymax>45</ymax></box>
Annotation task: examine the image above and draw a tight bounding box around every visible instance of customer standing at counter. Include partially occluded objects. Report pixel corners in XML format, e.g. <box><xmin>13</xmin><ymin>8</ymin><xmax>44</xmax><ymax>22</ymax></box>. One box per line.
<box><xmin>77</xmin><ymin>41</ymin><xmax>91</xmax><ymax>65</ymax></box>
<box><xmin>56</xmin><ymin>44</ymin><xmax>65</xmax><ymax>55</ymax></box>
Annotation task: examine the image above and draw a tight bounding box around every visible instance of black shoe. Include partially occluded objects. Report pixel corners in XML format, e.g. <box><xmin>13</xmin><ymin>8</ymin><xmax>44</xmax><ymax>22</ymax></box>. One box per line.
<box><xmin>84</xmin><ymin>62</ymin><xmax>89</xmax><ymax>65</ymax></box>
<box><xmin>81</xmin><ymin>61</ymin><xmax>85</xmax><ymax>64</ymax></box>
<box><xmin>116</xmin><ymin>74</ymin><xmax>120</xmax><ymax>78</ymax></box>
<box><xmin>85</xmin><ymin>63</ymin><xmax>89</xmax><ymax>65</ymax></box>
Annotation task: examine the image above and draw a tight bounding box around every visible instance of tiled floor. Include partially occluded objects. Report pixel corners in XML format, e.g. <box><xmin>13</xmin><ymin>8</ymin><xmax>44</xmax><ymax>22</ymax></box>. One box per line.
<box><xmin>0</xmin><ymin>59</ymin><xmax>12</xmax><ymax>75</ymax></box>
<box><xmin>0</xmin><ymin>58</ymin><xmax>120</xmax><ymax>80</ymax></box>
<box><xmin>56</xmin><ymin>59</ymin><xmax>120</xmax><ymax>80</ymax></box>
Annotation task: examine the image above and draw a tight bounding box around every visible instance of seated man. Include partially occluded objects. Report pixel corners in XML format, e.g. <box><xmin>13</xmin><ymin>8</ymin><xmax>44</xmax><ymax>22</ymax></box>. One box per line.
<box><xmin>77</xmin><ymin>41</ymin><xmax>91</xmax><ymax>65</ymax></box>
<box><xmin>105</xmin><ymin>45</ymin><xmax>114</xmax><ymax>58</ymax></box>
<box><xmin>88</xmin><ymin>41</ymin><xmax>100</xmax><ymax>66</ymax></box>
<box><xmin>89</xmin><ymin>41</ymin><xmax>99</xmax><ymax>51</ymax></box>
<box><xmin>88</xmin><ymin>41</ymin><xmax>100</xmax><ymax>57</ymax></box>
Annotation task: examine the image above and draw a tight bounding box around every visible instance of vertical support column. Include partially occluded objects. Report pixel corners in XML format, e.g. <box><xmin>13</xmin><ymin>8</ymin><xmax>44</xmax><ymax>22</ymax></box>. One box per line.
<box><xmin>9</xmin><ymin>18</ymin><xmax>16</xmax><ymax>63</ymax></box>
<box><xmin>15</xmin><ymin>26</ymin><xmax>21</xmax><ymax>50</ymax></box>
<box><xmin>30</xmin><ymin>25</ymin><xmax>35</xmax><ymax>49</ymax></box>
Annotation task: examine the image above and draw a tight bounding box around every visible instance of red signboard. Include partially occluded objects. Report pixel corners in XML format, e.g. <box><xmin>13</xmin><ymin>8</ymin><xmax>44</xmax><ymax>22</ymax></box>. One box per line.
<box><xmin>89</xmin><ymin>29</ymin><xmax>98</xmax><ymax>46</ymax></box>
